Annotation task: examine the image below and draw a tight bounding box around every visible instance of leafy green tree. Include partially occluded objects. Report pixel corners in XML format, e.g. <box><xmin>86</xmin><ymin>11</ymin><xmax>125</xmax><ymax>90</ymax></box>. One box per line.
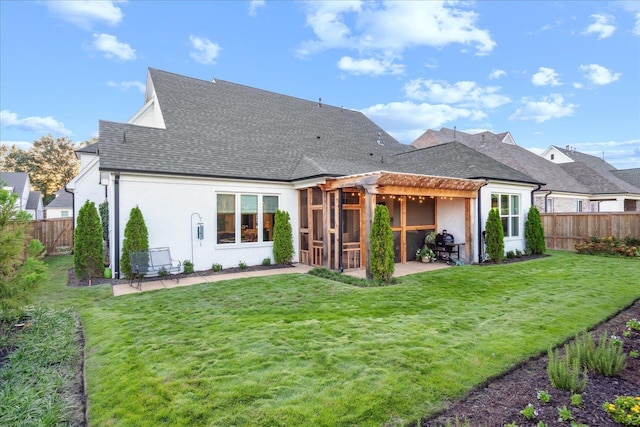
<box><xmin>120</xmin><ymin>206</ymin><xmax>149</xmax><ymax>279</ymax></box>
<box><xmin>99</xmin><ymin>201</ymin><xmax>109</xmax><ymax>260</ymax></box>
<box><xmin>525</xmin><ymin>206</ymin><xmax>546</xmax><ymax>255</ymax></box>
<box><xmin>370</xmin><ymin>204</ymin><xmax>394</xmax><ymax>282</ymax></box>
<box><xmin>1</xmin><ymin>135</ymin><xmax>80</xmax><ymax>204</ymax></box>
<box><xmin>73</xmin><ymin>200</ymin><xmax>104</xmax><ymax>280</ymax></box>
<box><xmin>485</xmin><ymin>208</ymin><xmax>505</xmax><ymax>262</ymax></box>
<box><xmin>273</xmin><ymin>210</ymin><xmax>294</xmax><ymax>264</ymax></box>
<box><xmin>0</xmin><ymin>186</ymin><xmax>47</xmax><ymax>320</ymax></box>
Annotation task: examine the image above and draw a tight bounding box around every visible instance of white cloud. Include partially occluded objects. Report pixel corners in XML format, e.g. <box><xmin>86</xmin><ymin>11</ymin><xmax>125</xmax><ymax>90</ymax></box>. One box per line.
<box><xmin>46</xmin><ymin>0</ymin><xmax>124</xmax><ymax>29</ymax></box>
<box><xmin>584</xmin><ymin>14</ymin><xmax>616</xmax><ymax>39</ymax></box>
<box><xmin>531</xmin><ymin>67</ymin><xmax>561</xmax><ymax>86</ymax></box>
<box><xmin>573</xmin><ymin>82</ymin><xmax>584</xmax><ymax>89</ymax></box>
<box><xmin>298</xmin><ymin>1</ymin><xmax>495</xmax><ymax>58</ymax></box>
<box><xmin>489</xmin><ymin>69</ymin><xmax>506</xmax><ymax>80</ymax></box>
<box><xmin>403</xmin><ymin>79</ymin><xmax>511</xmax><ymax>109</ymax></box>
<box><xmin>580</xmin><ymin>64</ymin><xmax>621</xmax><ymax>85</ymax></box>
<box><xmin>107</xmin><ymin>80</ymin><xmax>145</xmax><ymax>92</ymax></box>
<box><xmin>249</xmin><ymin>0</ymin><xmax>265</xmax><ymax>16</ymax></box>
<box><xmin>509</xmin><ymin>94</ymin><xmax>576</xmax><ymax>123</ymax></box>
<box><xmin>189</xmin><ymin>35</ymin><xmax>221</xmax><ymax>65</ymax></box>
<box><xmin>92</xmin><ymin>33</ymin><xmax>136</xmax><ymax>61</ymax></box>
<box><xmin>361</xmin><ymin>101</ymin><xmax>486</xmax><ymax>143</ymax></box>
<box><xmin>337</xmin><ymin>56</ymin><xmax>404</xmax><ymax>75</ymax></box>
<box><xmin>634</xmin><ymin>13</ymin><xmax>640</xmax><ymax>36</ymax></box>
<box><xmin>0</xmin><ymin>110</ymin><xmax>71</xmax><ymax>135</ymax></box>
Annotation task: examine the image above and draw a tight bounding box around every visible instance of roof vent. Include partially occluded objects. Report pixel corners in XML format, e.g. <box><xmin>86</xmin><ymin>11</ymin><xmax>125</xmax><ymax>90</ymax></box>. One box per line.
<box><xmin>318</xmin><ymin>97</ymin><xmax>322</xmax><ymax>107</ymax></box>
<box><xmin>376</xmin><ymin>132</ymin><xmax>383</xmax><ymax>146</ymax></box>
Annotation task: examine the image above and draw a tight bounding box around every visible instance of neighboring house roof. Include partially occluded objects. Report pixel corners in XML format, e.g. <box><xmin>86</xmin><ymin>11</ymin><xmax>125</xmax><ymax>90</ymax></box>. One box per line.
<box><xmin>392</xmin><ymin>141</ymin><xmax>542</xmax><ymax>185</ymax></box>
<box><xmin>559</xmin><ymin>162</ymin><xmax>640</xmax><ymax>195</ymax></box>
<box><xmin>76</xmin><ymin>142</ymin><xmax>99</xmax><ymax>154</ymax></box>
<box><xmin>45</xmin><ymin>189</ymin><xmax>73</xmax><ymax>209</ymax></box>
<box><xmin>611</xmin><ymin>168</ymin><xmax>640</xmax><ymax>189</ymax></box>
<box><xmin>26</xmin><ymin>191</ymin><xmax>42</xmax><ymax>210</ymax></box>
<box><xmin>99</xmin><ymin>68</ymin><xmax>413</xmax><ymax>182</ymax></box>
<box><xmin>412</xmin><ymin>128</ymin><xmax>591</xmax><ymax>194</ymax></box>
<box><xmin>551</xmin><ymin>145</ymin><xmax>616</xmax><ymax>173</ymax></box>
<box><xmin>0</xmin><ymin>171</ymin><xmax>29</xmax><ymax>196</ymax></box>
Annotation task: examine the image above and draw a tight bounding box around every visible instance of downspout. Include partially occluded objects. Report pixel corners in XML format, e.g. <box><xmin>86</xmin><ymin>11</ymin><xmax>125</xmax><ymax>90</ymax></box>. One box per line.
<box><xmin>544</xmin><ymin>191</ymin><xmax>552</xmax><ymax>213</ymax></box>
<box><xmin>476</xmin><ymin>180</ymin><xmax>489</xmax><ymax>263</ymax></box>
<box><xmin>338</xmin><ymin>189</ymin><xmax>343</xmax><ymax>272</ymax></box>
<box><xmin>531</xmin><ymin>184</ymin><xmax>542</xmax><ymax>208</ymax></box>
<box><xmin>114</xmin><ymin>172</ymin><xmax>121</xmax><ymax>279</ymax></box>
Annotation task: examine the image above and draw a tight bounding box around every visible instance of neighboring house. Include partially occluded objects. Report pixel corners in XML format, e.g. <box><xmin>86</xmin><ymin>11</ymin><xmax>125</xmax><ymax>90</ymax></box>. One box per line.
<box><xmin>45</xmin><ymin>189</ymin><xmax>74</xmax><ymax>219</ymax></box>
<box><xmin>412</xmin><ymin>128</ymin><xmax>640</xmax><ymax>213</ymax></box>
<box><xmin>541</xmin><ymin>146</ymin><xmax>640</xmax><ymax>212</ymax></box>
<box><xmin>0</xmin><ymin>171</ymin><xmax>43</xmax><ymax>219</ymax></box>
<box><xmin>65</xmin><ymin>142</ymin><xmax>106</xmax><ymax>226</ymax></box>
<box><xmin>71</xmin><ymin>68</ymin><xmax>542</xmax><ymax>278</ymax></box>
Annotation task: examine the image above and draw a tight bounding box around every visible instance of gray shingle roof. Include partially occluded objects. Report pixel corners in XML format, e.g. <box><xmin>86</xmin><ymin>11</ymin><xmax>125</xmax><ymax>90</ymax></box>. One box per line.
<box><xmin>0</xmin><ymin>171</ymin><xmax>29</xmax><ymax>195</ymax></box>
<box><xmin>99</xmin><ymin>68</ymin><xmax>413</xmax><ymax>181</ymax></box>
<box><xmin>611</xmin><ymin>168</ymin><xmax>640</xmax><ymax>190</ymax></box>
<box><xmin>552</xmin><ymin>145</ymin><xmax>616</xmax><ymax>172</ymax></box>
<box><xmin>392</xmin><ymin>141</ymin><xmax>542</xmax><ymax>184</ymax></box>
<box><xmin>45</xmin><ymin>189</ymin><xmax>73</xmax><ymax>209</ymax></box>
<box><xmin>76</xmin><ymin>142</ymin><xmax>99</xmax><ymax>154</ymax></box>
<box><xmin>26</xmin><ymin>191</ymin><xmax>42</xmax><ymax>210</ymax></box>
<box><xmin>412</xmin><ymin>128</ymin><xmax>590</xmax><ymax>193</ymax></box>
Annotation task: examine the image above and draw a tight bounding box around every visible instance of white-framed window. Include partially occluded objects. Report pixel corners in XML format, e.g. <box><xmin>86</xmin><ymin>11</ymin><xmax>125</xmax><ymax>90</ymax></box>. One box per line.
<box><xmin>216</xmin><ymin>193</ymin><xmax>279</xmax><ymax>244</ymax></box>
<box><xmin>491</xmin><ymin>193</ymin><xmax>520</xmax><ymax>237</ymax></box>
<box><xmin>61</xmin><ymin>210</ymin><xmax>69</xmax><ymax>218</ymax></box>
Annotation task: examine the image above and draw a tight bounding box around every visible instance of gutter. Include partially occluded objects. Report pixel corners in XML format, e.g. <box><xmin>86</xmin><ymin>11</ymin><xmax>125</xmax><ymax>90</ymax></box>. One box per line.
<box><xmin>531</xmin><ymin>184</ymin><xmax>542</xmax><ymax>208</ymax></box>
<box><xmin>544</xmin><ymin>191</ymin><xmax>552</xmax><ymax>213</ymax></box>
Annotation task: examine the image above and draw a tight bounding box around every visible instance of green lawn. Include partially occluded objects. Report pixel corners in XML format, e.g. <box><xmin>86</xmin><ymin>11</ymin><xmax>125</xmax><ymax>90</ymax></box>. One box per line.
<box><xmin>38</xmin><ymin>252</ymin><xmax>640</xmax><ymax>426</ymax></box>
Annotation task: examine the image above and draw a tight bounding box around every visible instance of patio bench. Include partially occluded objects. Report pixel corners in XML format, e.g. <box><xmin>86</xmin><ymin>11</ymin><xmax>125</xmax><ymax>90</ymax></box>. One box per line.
<box><xmin>129</xmin><ymin>247</ymin><xmax>181</xmax><ymax>290</ymax></box>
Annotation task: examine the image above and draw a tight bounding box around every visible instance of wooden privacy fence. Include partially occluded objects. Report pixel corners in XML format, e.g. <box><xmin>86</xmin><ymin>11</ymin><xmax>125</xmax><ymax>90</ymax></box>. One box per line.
<box><xmin>541</xmin><ymin>212</ymin><xmax>640</xmax><ymax>250</ymax></box>
<box><xmin>29</xmin><ymin>218</ymin><xmax>73</xmax><ymax>255</ymax></box>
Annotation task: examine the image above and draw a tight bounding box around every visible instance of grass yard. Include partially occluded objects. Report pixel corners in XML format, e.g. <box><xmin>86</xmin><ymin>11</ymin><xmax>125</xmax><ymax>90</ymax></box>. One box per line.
<box><xmin>35</xmin><ymin>252</ymin><xmax>640</xmax><ymax>426</ymax></box>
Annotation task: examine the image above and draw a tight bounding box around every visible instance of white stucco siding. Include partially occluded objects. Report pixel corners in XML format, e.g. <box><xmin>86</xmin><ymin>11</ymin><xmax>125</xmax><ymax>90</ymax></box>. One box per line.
<box><xmin>114</xmin><ymin>174</ymin><xmax>298</xmax><ymax>274</ymax></box>
<box><xmin>436</xmin><ymin>198</ymin><xmax>471</xmax><ymax>262</ymax></box>
<box><xmin>46</xmin><ymin>207</ymin><xmax>72</xmax><ymax>219</ymax></box>
<box><xmin>480</xmin><ymin>182</ymin><xmax>535</xmax><ymax>256</ymax></box>
<box><xmin>69</xmin><ymin>157</ymin><xmax>106</xmax><ymax>227</ymax></box>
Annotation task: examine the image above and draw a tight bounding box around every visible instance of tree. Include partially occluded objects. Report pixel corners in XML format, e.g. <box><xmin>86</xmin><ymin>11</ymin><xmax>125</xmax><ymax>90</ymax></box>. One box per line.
<box><xmin>369</xmin><ymin>204</ymin><xmax>395</xmax><ymax>282</ymax></box>
<box><xmin>73</xmin><ymin>200</ymin><xmax>104</xmax><ymax>280</ymax></box>
<box><xmin>273</xmin><ymin>210</ymin><xmax>293</xmax><ymax>264</ymax></box>
<box><xmin>485</xmin><ymin>208</ymin><xmax>505</xmax><ymax>262</ymax></box>
<box><xmin>0</xmin><ymin>186</ymin><xmax>47</xmax><ymax>320</ymax></box>
<box><xmin>1</xmin><ymin>135</ymin><xmax>80</xmax><ymax>205</ymax></box>
<box><xmin>120</xmin><ymin>206</ymin><xmax>149</xmax><ymax>279</ymax></box>
<box><xmin>99</xmin><ymin>200</ymin><xmax>109</xmax><ymax>252</ymax></box>
<box><xmin>525</xmin><ymin>206</ymin><xmax>546</xmax><ymax>255</ymax></box>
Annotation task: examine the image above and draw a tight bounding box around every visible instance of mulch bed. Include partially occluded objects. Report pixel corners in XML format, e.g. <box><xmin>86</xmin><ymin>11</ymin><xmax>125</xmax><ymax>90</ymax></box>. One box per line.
<box><xmin>422</xmin><ymin>299</ymin><xmax>640</xmax><ymax>427</ymax></box>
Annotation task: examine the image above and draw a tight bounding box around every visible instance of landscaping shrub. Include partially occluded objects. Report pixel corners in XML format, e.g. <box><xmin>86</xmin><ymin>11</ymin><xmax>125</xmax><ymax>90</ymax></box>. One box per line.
<box><xmin>588</xmin><ymin>330</ymin><xmax>626</xmax><ymax>376</ymax></box>
<box><xmin>547</xmin><ymin>346</ymin><xmax>588</xmax><ymax>393</ymax></box>
<box><xmin>99</xmin><ymin>201</ymin><xmax>109</xmax><ymax>244</ymax></box>
<box><xmin>485</xmin><ymin>208</ymin><xmax>504</xmax><ymax>262</ymax></box>
<box><xmin>0</xmin><ymin>186</ymin><xmax>47</xmax><ymax>321</ymax></box>
<box><xmin>119</xmin><ymin>206</ymin><xmax>149</xmax><ymax>279</ymax></box>
<box><xmin>273</xmin><ymin>210</ymin><xmax>293</xmax><ymax>264</ymax></box>
<box><xmin>183</xmin><ymin>260</ymin><xmax>194</xmax><ymax>274</ymax></box>
<box><xmin>369</xmin><ymin>204</ymin><xmax>394</xmax><ymax>282</ymax></box>
<box><xmin>73</xmin><ymin>200</ymin><xmax>104</xmax><ymax>280</ymax></box>
<box><xmin>575</xmin><ymin>236</ymin><xmax>639</xmax><ymax>257</ymax></box>
<box><xmin>525</xmin><ymin>206</ymin><xmax>546</xmax><ymax>255</ymax></box>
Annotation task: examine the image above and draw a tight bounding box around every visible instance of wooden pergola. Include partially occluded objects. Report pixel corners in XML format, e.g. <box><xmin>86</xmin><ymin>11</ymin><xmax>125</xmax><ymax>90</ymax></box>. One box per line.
<box><xmin>301</xmin><ymin>171</ymin><xmax>487</xmax><ymax>278</ymax></box>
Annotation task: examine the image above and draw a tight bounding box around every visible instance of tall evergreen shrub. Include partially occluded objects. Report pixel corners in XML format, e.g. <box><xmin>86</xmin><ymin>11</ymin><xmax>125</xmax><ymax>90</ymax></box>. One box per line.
<box><xmin>485</xmin><ymin>208</ymin><xmax>505</xmax><ymax>262</ymax></box>
<box><xmin>273</xmin><ymin>210</ymin><xmax>293</xmax><ymax>264</ymax></box>
<box><xmin>525</xmin><ymin>206</ymin><xmax>546</xmax><ymax>254</ymax></box>
<box><xmin>120</xmin><ymin>206</ymin><xmax>149</xmax><ymax>279</ymax></box>
<box><xmin>99</xmin><ymin>201</ymin><xmax>109</xmax><ymax>244</ymax></box>
<box><xmin>370</xmin><ymin>204</ymin><xmax>394</xmax><ymax>282</ymax></box>
<box><xmin>74</xmin><ymin>200</ymin><xmax>104</xmax><ymax>279</ymax></box>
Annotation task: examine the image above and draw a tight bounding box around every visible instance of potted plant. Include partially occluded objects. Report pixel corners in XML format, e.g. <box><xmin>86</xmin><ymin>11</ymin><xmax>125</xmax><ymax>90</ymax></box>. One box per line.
<box><xmin>416</xmin><ymin>246</ymin><xmax>435</xmax><ymax>262</ymax></box>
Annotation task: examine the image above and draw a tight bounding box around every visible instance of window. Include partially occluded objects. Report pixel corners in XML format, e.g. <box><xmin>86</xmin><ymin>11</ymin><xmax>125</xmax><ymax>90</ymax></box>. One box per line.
<box><xmin>216</xmin><ymin>193</ymin><xmax>278</xmax><ymax>244</ymax></box>
<box><xmin>576</xmin><ymin>200</ymin><xmax>583</xmax><ymax>212</ymax></box>
<box><xmin>491</xmin><ymin>193</ymin><xmax>520</xmax><ymax>237</ymax></box>
<box><xmin>61</xmin><ymin>210</ymin><xmax>69</xmax><ymax>218</ymax></box>
<box><xmin>550</xmin><ymin>154</ymin><xmax>555</xmax><ymax>160</ymax></box>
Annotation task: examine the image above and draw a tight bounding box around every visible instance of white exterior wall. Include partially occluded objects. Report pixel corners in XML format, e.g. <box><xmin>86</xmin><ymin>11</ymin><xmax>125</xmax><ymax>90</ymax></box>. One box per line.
<box><xmin>435</xmin><ymin>197</ymin><xmax>474</xmax><ymax>262</ymax></box>
<box><xmin>110</xmin><ymin>173</ymin><xmax>299</xmax><ymax>277</ymax></box>
<box><xmin>480</xmin><ymin>182</ymin><xmax>534</xmax><ymax>257</ymax></box>
<box><xmin>599</xmin><ymin>198</ymin><xmax>625</xmax><ymax>212</ymax></box>
<box><xmin>70</xmin><ymin>157</ymin><xmax>106</xmax><ymax>226</ymax></box>
<box><xmin>46</xmin><ymin>207</ymin><xmax>72</xmax><ymax>219</ymax></box>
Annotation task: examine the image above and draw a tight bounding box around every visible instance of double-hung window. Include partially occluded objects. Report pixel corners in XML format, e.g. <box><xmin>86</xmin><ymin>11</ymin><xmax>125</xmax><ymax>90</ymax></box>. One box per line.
<box><xmin>217</xmin><ymin>193</ymin><xmax>279</xmax><ymax>244</ymax></box>
<box><xmin>491</xmin><ymin>193</ymin><xmax>520</xmax><ymax>237</ymax></box>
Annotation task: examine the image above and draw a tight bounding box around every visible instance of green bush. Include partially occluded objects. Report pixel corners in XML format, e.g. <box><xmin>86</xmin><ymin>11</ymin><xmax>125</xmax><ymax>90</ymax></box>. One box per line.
<box><xmin>273</xmin><ymin>210</ymin><xmax>293</xmax><ymax>264</ymax></box>
<box><xmin>73</xmin><ymin>200</ymin><xmax>104</xmax><ymax>280</ymax></box>
<box><xmin>589</xmin><ymin>331</ymin><xmax>626</xmax><ymax>376</ymax></box>
<box><xmin>547</xmin><ymin>346</ymin><xmax>588</xmax><ymax>393</ymax></box>
<box><xmin>183</xmin><ymin>260</ymin><xmax>194</xmax><ymax>274</ymax></box>
<box><xmin>261</xmin><ymin>257</ymin><xmax>271</xmax><ymax>266</ymax></box>
<box><xmin>212</xmin><ymin>263</ymin><xmax>222</xmax><ymax>272</ymax></box>
<box><xmin>485</xmin><ymin>208</ymin><xmax>504</xmax><ymax>262</ymax></box>
<box><xmin>525</xmin><ymin>206</ymin><xmax>546</xmax><ymax>255</ymax></box>
<box><xmin>575</xmin><ymin>236</ymin><xmax>638</xmax><ymax>257</ymax></box>
<box><xmin>370</xmin><ymin>205</ymin><xmax>394</xmax><ymax>282</ymax></box>
<box><xmin>119</xmin><ymin>206</ymin><xmax>149</xmax><ymax>279</ymax></box>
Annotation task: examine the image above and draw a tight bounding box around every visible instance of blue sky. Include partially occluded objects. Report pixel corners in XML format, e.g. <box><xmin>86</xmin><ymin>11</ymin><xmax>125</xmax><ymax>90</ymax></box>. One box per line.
<box><xmin>1</xmin><ymin>0</ymin><xmax>639</xmax><ymax>169</ymax></box>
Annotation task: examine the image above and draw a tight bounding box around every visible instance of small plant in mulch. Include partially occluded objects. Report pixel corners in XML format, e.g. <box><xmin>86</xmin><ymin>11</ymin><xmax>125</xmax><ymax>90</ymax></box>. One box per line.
<box><xmin>537</xmin><ymin>389</ymin><xmax>552</xmax><ymax>404</ymax></box>
<box><xmin>183</xmin><ymin>260</ymin><xmax>194</xmax><ymax>274</ymax></box>
<box><xmin>238</xmin><ymin>261</ymin><xmax>247</xmax><ymax>270</ymax></box>
<box><xmin>211</xmin><ymin>263</ymin><xmax>222</xmax><ymax>272</ymax></box>
<box><xmin>603</xmin><ymin>396</ymin><xmax>640</xmax><ymax>426</ymax></box>
<box><xmin>520</xmin><ymin>402</ymin><xmax>538</xmax><ymax>420</ymax></box>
